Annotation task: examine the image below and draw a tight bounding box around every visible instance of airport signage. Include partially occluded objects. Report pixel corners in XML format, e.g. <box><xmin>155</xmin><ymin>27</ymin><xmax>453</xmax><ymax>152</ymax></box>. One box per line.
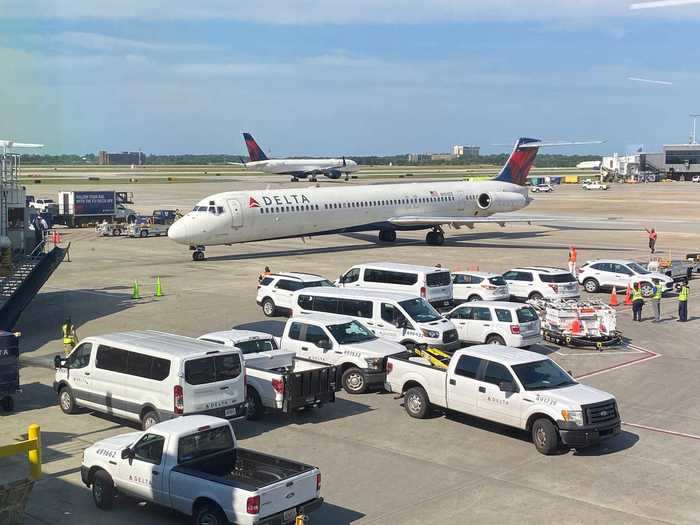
<box><xmin>74</xmin><ymin>191</ymin><xmax>116</xmax><ymax>215</ymax></box>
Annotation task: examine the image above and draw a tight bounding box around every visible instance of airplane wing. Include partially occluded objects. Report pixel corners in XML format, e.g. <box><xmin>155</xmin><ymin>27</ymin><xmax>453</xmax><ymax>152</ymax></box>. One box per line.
<box><xmin>388</xmin><ymin>214</ymin><xmax>631</xmax><ymax>229</ymax></box>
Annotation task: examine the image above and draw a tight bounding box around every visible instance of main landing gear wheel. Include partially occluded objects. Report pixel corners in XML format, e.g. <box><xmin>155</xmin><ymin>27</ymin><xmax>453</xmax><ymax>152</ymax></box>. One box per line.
<box><xmin>192</xmin><ymin>250</ymin><xmax>205</xmax><ymax>261</ymax></box>
<box><xmin>426</xmin><ymin>230</ymin><xmax>445</xmax><ymax>246</ymax></box>
<box><xmin>291</xmin><ymin>177</ymin><xmax>299</xmax><ymax>183</ymax></box>
<box><xmin>345</xmin><ymin>175</ymin><xmax>350</xmax><ymax>181</ymax></box>
<box><xmin>378</xmin><ymin>230</ymin><xmax>397</xmax><ymax>243</ymax></box>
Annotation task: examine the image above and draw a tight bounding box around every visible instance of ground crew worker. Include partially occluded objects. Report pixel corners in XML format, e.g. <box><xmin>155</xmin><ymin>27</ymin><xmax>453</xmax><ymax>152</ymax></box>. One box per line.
<box><xmin>651</xmin><ymin>282</ymin><xmax>662</xmax><ymax>322</ymax></box>
<box><xmin>678</xmin><ymin>280</ymin><xmax>689</xmax><ymax>322</ymax></box>
<box><xmin>62</xmin><ymin>317</ymin><xmax>77</xmax><ymax>355</ymax></box>
<box><xmin>568</xmin><ymin>246</ymin><xmax>577</xmax><ymax>275</ymax></box>
<box><xmin>645</xmin><ymin>227</ymin><xmax>657</xmax><ymax>254</ymax></box>
<box><xmin>631</xmin><ymin>282</ymin><xmax>644</xmax><ymax>322</ymax></box>
<box><xmin>175</xmin><ymin>209</ymin><xmax>183</xmax><ymax>220</ymax></box>
<box><xmin>258</xmin><ymin>266</ymin><xmax>271</xmax><ymax>284</ymax></box>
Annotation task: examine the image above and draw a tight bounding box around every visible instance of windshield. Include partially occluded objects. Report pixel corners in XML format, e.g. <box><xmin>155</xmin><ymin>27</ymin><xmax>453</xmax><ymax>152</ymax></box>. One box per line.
<box><xmin>235</xmin><ymin>338</ymin><xmax>278</xmax><ymax>354</ymax></box>
<box><xmin>327</xmin><ymin>320</ymin><xmax>377</xmax><ymax>344</ymax></box>
<box><xmin>177</xmin><ymin>425</ymin><xmax>234</xmax><ymax>464</ymax></box>
<box><xmin>399</xmin><ymin>298</ymin><xmax>442</xmax><ymax>323</ymax></box>
<box><xmin>302</xmin><ymin>280</ymin><xmax>334</xmax><ymax>288</ymax></box>
<box><xmin>512</xmin><ymin>360</ymin><xmax>577</xmax><ymax>391</ymax></box>
<box><xmin>539</xmin><ymin>273</ymin><xmax>576</xmax><ymax>283</ymax></box>
<box><xmin>516</xmin><ymin>307</ymin><xmax>539</xmax><ymax>323</ymax></box>
<box><xmin>488</xmin><ymin>276</ymin><xmax>507</xmax><ymax>286</ymax></box>
<box><xmin>627</xmin><ymin>263</ymin><xmax>650</xmax><ymax>275</ymax></box>
<box><xmin>426</xmin><ymin>272</ymin><xmax>451</xmax><ymax>287</ymax></box>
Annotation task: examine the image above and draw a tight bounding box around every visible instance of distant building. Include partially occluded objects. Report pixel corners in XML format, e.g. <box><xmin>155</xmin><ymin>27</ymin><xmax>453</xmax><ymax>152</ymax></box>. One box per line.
<box><xmin>98</xmin><ymin>150</ymin><xmax>146</xmax><ymax>166</ymax></box>
<box><xmin>407</xmin><ymin>153</ymin><xmax>433</xmax><ymax>163</ymax></box>
<box><xmin>431</xmin><ymin>153</ymin><xmax>457</xmax><ymax>161</ymax></box>
<box><xmin>452</xmin><ymin>145</ymin><xmax>480</xmax><ymax>157</ymax></box>
<box><xmin>602</xmin><ymin>143</ymin><xmax>700</xmax><ymax>181</ymax></box>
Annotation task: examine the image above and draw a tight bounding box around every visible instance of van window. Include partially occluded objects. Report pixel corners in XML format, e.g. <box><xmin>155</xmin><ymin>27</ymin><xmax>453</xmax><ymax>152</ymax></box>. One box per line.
<box><xmin>185</xmin><ymin>354</ymin><xmax>242</xmax><ymax>385</ymax></box>
<box><xmin>495</xmin><ymin>309</ymin><xmax>513</xmax><ymax>322</ymax></box>
<box><xmin>426</xmin><ymin>272</ymin><xmax>451</xmax><ymax>287</ymax></box>
<box><xmin>126</xmin><ymin>352</ymin><xmax>171</xmax><ymax>381</ymax></box>
<box><xmin>297</xmin><ymin>295</ymin><xmax>313</xmax><ymax>310</ymax></box>
<box><xmin>67</xmin><ymin>343</ymin><xmax>92</xmax><ymax>369</ymax></box>
<box><xmin>381</xmin><ymin>303</ymin><xmax>409</xmax><ymax>327</ymax></box>
<box><xmin>327</xmin><ymin>320</ymin><xmax>377</xmax><ymax>344</ymax></box>
<box><xmin>339</xmin><ymin>298</ymin><xmax>373</xmax><ymax>318</ymax></box>
<box><xmin>314</xmin><ymin>296</ymin><xmax>339</xmax><ymax>314</ymax></box>
<box><xmin>482</xmin><ymin>361</ymin><xmax>515</xmax><ymax>386</ymax></box>
<box><xmin>341</xmin><ymin>268</ymin><xmax>360</xmax><ymax>284</ymax></box>
<box><xmin>364</xmin><ymin>269</ymin><xmax>418</xmax><ymax>286</ymax></box>
<box><xmin>96</xmin><ymin>346</ymin><xmax>128</xmax><ymax>373</ymax></box>
<box><xmin>454</xmin><ymin>355</ymin><xmax>481</xmax><ymax>379</ymax></box>
<box><xmin>516</xmin><ymin>307</ymin><xmax>539</xmax><ymax>323</ymax></box>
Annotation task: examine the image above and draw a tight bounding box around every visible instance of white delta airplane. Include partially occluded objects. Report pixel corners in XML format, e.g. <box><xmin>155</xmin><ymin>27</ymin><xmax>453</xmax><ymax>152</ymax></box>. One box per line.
<box><xmin>231</xmin><ymin>133</ymin><xmax>360</xmax><ymax>182</ymax></box>
<box><xmin>169</xmin><ymin>137</ymin><xmax>593</xmax><ymax>261</ymax></box>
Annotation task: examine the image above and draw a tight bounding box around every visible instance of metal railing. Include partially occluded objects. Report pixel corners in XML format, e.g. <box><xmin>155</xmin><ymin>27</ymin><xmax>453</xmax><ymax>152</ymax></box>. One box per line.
<box><xmin>0</xmin><ymin>424</ymin><xmax>42</xmax><ymax>481</ymax></box>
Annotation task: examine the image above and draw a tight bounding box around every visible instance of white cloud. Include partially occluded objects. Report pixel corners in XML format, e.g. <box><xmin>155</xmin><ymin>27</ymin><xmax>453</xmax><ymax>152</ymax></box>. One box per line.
<box><xmin>51</xmin><ymin>32</ymin><xmax>213</xmax><ymax>53</ymax></box>
<box><xmin>2</xmin><ymin>0</ymin><xmax>699</xmax><ymax>23</ymax></box>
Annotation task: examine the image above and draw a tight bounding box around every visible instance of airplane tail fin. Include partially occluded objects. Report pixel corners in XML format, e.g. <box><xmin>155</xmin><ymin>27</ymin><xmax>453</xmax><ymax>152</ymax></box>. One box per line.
<box><xmin>493</xmin><ymin>137</ymin><xmax>541</xmax><ymax>186</ymax></box>
<box><xmin>242</xmin><ymin>133</ymin><xmax>268</xmax><ymax>162</ymax></box>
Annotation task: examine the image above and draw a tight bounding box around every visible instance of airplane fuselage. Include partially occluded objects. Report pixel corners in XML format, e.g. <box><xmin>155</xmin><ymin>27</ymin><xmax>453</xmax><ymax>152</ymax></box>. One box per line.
<box><xmin>168</xmin><ymin>179</ymin><xmax>529</xmax><ymax>247</ymax></box>
<box><xmin>246</xmin><ymin>158</ymin><xmax>360</xmax><ymax>176</ymax></box>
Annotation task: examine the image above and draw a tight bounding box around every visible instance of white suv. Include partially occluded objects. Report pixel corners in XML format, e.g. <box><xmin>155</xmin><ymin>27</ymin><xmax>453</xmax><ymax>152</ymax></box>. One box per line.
<box><xmin>257</xmin><ymin>272</ymin><xmax>334</xmax><ymax>317</ymax></box>
<box><xmin>452</xmin><ymin>272</ymin><xmax>509</xmax><ymax>303</ymax></box>
<box><xmin>503</xmin><ymin>267</ymin><xmax>580</xmax><ymax>301</ymax></box>
<box><xmin>531</xmin><ymin>184</ymin><xmax>553</xmax><ymax>193</ymax></box>
<box><xmin>577</xmin><ymin>259</ymin><xmax>674</xmax><ymax>297</ymax></box>
<box><xmin>445</xmin><ymin>301</ymin><xmax>542</xmax><ymax>348</ymax></box>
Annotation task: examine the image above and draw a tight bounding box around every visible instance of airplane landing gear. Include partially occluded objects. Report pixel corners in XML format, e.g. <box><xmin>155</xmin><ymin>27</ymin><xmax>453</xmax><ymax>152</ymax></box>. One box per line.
<box><xmin>291</xmin><ymin>177</ymin><xmax>299</xmax><ymax>183</ymax></box>
<box><xmin>344</xmin><ymin>174</ymin><xmax>350</xmax><ymax>181</ymax></box>
<box><xmin>378</xmin><ymin>229</ymin><xmax>397</xmax><ymax>243</ymax></box>
<box><xmin>191</xmin><ymin>245</ymin><xmax>206</xmax><ymax>261</ymax></box>
<box><xmin>309</xmin><ymin>176</ymin><xmax>318</xmax><ymax>182</ymax></box>
<box><xmin>426</xmin><ymin>228</ymin><xmax>445</xmax><ymax>246</ymax></box>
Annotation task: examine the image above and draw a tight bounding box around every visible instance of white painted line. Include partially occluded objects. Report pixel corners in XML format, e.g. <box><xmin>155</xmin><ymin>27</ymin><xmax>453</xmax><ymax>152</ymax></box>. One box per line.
<box><xmin>575</xmin><ymin>344</ymin><xmax>661</xmax><ymax>379</ymax></box>
<box><xmin>623</xmin><ymin>422</ymin><xmax>700</xmax><ymax>441</ymax></box>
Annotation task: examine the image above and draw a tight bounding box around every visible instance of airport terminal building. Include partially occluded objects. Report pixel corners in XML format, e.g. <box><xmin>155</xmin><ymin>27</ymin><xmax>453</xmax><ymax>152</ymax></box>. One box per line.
<box><xmin>602</xmin><ymin>143</ymin><xmax>700</xmax><ymax>181</ymax></box>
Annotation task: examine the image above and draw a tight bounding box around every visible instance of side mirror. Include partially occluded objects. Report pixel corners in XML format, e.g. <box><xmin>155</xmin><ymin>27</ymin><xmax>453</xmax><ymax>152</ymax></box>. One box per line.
<box><xmin>54</xmin><ymin>355</ymin><xmax>65</xmax><ymax>369</ymax></box>
<box><xmin>317</xmin><ymin>339</ymin><xmax>332</xmax><ymax>350</ymax></box>
<box><xmin>121</xmin><ymin>448</ymin><xmax>134</xmax><ymax>460</ymax></box>
<box><xmin>499</xmin><ymin>381</ymin><xmax>515</xmax><ymax>393</ymax></box>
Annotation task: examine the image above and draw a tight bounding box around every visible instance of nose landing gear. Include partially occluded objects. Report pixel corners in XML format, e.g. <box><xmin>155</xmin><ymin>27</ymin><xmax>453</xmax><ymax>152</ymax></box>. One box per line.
<box><xmin>191</xmin><ymin>245</ymin><xmax>206</xmax><ymax>261</ymax></box>
<box><xmin>378</xmin><ymin>229</ymin><xmax>397</xmax><ymax>243</ymax></box>
<box><xmin>426</xmin><ymin>228</ymin><xmax>445</xmax><ymax>246</ymax></box>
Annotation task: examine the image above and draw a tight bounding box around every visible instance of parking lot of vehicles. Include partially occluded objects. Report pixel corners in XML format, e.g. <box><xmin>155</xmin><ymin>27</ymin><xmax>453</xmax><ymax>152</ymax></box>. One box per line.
<box><xmin>336</xmin><ymin>262</ymin><xmax>453</xmax><ymax>308</ymax></box>
<box><xmin>256</xmin><ymin>272</ymin><xmax>334</xmax><ymax>317</ymax></box>
<box><xmin>292</xmin><ymin>287</ymin><xmax>461</xmax><ymax>351</ymax></box>
<box><xmin>530</xmin><ymin>184</ymin><xmax>553</xmax><ymax>193</ymax></box>
<box><xmin>503</xmin><ymin>266</ymin><xmax>580</xmax><ymax>301</ymax></box>
<box><xmin>279</xmin><ymin>313</ymin><xmax>404</xmax><ymax>394</ymax></box>
<box><xmin>452</xmin><ymin>271</ymin><xmax>510</xmax><ymax>303</ymax></box>
<box><xmin>81</xmin><ymin>415</ymin><xmax>322</xmax><ymax>525</ymax></box>
<box><xmin>582</xmin><ymin>181</ymin><xmax>609</xmax><ymax>190</ymax></box>
<box><xmin>198</xmin><ymin>329</ymin><xmax>337</xmax><ymax>420</ymax></box>
<box><xmin>445</xmin><ymin>301</ymin><xmax>542</xmax><ymax>347</ymax></box>
<box><xmin>385</xmin><ymin>345</ymin><xmax>621</xmax><ymax>455</ymax></box>
<box><xmin>54</xmin><ymin>331</ymin><xmax>247</xmax><ymax>430</ymax></box>
<box><xmin>577</xmin><ymin>259</ymin><xmax>674</xmax><ymax>297</ymax></box>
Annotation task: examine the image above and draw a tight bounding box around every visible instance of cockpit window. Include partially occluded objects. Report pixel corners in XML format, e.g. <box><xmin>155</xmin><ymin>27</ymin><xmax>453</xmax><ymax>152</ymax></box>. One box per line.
<box><xmin>217</xmin><ymin>206</ymin><xmax>224</xmax><ymax>214</ymax></box>
<box><xmin>193</xmin><ymin>205</ymin><xmax>223</xmax><ymax>215</ymax></box>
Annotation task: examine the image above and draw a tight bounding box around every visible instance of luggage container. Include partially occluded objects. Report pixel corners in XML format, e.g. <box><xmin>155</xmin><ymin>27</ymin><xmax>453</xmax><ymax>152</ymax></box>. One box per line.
<box><xmin>0</xmin><ymin>331</ymin><xmax>20</xmax><ymax>411</ymax></box>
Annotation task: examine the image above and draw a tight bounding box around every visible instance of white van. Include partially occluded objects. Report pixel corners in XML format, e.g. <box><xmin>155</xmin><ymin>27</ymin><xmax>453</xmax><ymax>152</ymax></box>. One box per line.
<box><xmin>292</xmin><ymin>287</ymin><xmax>460</xmax><ymax>351</ymax></box>
<box><xmin>336</xmin><ymin>262</ymin><xmax>453</xmax><ymax>308</ymax></box>
<box><xmin>53</xmin><ymin>331</ymin><xmax>247</xmax><ymax>430</ymax></box>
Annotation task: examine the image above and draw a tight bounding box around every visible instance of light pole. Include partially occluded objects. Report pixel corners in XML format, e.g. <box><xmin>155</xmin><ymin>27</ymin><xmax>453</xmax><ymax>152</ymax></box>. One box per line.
<box><xmin>691</xmin><ymin>114</ymin><xmax>700</xmax><ymax>144</ymax></box>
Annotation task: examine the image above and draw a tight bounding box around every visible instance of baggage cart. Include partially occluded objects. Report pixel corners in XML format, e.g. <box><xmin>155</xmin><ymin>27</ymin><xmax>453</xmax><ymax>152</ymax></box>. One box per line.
<box><xmin>0</xmin><ymin>331</ymin><xmax>20</xmax><ymax>412</ymax></box>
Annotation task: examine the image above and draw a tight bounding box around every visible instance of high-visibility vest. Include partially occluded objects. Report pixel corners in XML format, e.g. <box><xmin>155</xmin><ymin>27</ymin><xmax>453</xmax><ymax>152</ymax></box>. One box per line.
<box><xmin>654</xmin><ymin>285</ymin><xmax>663</xmax><ymax>300</ymax></box>
<box><xmin>631</xmin><ymin>289</ymin><xmax>643</xmax><ymax>302</ymax></box>
<box><xmin>569</xmin><ymin>249</ymin><xmax>577</xmax><ymax>263</ymax></box>
<box><xmin>679</xmin><ymin>286</ymin><xmax>689</xmax><ymax>302</ymax></box>
<box><xmin>62</xmin><ymin>324</ymin><xmax>75</xmax><ymax>345</ymax></box>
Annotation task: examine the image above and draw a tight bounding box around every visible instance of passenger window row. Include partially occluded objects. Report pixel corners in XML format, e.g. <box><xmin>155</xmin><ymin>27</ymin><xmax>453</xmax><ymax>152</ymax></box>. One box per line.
<box><xmin>258</xmin><ymin>195</ymin><xmax>457</xmax><ymax>215</ymax></box>
<box><xmin>95</xmin><ymin>345</ymin><xmax>171</xmax><ymax>381</ymax></box>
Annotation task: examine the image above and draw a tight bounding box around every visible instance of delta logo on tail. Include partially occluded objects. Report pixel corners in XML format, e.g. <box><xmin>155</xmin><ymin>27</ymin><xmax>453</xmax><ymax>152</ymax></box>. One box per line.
<box><xmin>243</xmin><ymin>133</ymin><xmax>268</xmax><ymax>162</ymax></box>
<box><xmin>494</xmin><ymin>137</ymin><xmax>540</xmax><ymax>186</ymax></box>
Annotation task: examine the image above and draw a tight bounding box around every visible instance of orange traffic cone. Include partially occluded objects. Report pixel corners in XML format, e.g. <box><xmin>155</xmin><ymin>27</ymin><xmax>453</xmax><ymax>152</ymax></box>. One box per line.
<box><xmin>571</xmin><ymin>319</ymin><xmax>582</xmax><ymax>334</ymax></box>
<box><xmin>624</xmin><ymin>284</ymin><xmax>632</xmax><ymax>306</ymax></box>
<box><xmin>610</xmin><ymin>287</ymin><xmax>618</xmax><ymax>307</ymax></box>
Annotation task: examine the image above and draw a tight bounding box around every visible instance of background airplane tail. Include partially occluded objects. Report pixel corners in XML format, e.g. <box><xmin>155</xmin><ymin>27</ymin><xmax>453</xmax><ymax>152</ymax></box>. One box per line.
<box><xmin>243</xmin><ymin>133</ymin><xmax>268</xmax><ymax>162</ymax></box>
<box><xmin>493</xmin><ymin>137</ymin><xmax>540</xmax><ymax>186</ymax></box>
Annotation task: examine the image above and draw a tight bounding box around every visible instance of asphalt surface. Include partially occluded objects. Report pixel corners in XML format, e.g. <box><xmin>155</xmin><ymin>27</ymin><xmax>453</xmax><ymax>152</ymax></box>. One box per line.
<box><xmin>2</xmin><ymin>178</ymin><xmax>700</xmax><ymax>524</ymax></box>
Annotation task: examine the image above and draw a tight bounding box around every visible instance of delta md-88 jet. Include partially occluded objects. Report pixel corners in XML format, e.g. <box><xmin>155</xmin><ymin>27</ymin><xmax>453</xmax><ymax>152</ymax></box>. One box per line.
<box><xmin>169</xmin><ymin>137</ymin><xmax>588</xmax><ymax>261</ymax></box>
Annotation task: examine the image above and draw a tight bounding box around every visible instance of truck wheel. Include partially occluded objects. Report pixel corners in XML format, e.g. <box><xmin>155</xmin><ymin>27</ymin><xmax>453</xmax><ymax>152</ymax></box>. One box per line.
<box><xmin>532</xmin><ymin>418</ymin><xmax>560</xmax><ymax>455</ymax></box>
<box><xmin>139</xmin><ymin>229</ymin><xmax>149</xmax><ymax>238</ymax></box>
<box><xmin>583</xmin><ymin>278</ymin><xmax>599</xmax><ymax>293</ymax></box>
<box><xmin>193</xmin><ymin>502</ymin><xmax>228</xmax><ymax>525</ymax></box>
<box><xmin>341</xmin><ymin>367</ymin><xmax>368</xmax><ymax>394</ymax></box>
<box><xmin>640</xmin><ymin>282</ymin><xmax>654</xmax><ymax>298</ymax></box>
<box><xmin>486</xmin><ymin>334</ymin><xmax>505</xmax><ymax>346</ymax></box>
<box><xmin>58</xmin><ymin>386</ymin><xmax>77</xmax><ymax>414</ymax></box>
<box><xmin>262</xmin><ymin>298</ymin><xmax>277</xmax><ymax>317</ymax></box>
<box><xmin>246</xmin><ymin>388</ymin><xmax>263</xmax><ymax>421</ymax></box>
<box><xmin>111</xmin><ymin>228</ymin><xmax>121</xmax><ymax>236</ymax></box>
<box><xmin>467</xmin><ymin>294</ymin><xmax>482</xmax><ymax>302</ymax></box>
<box><xmin>528</xmin><ymin>292</ymin><xmax>543</xmax><ymax>301</ymax></box>
<box><xmin>92</xmin><ymin>470</ymin><xmax>115</xmax><ymax>510</ymax></box>
<box><xmin>1</xmin><ymin>396</ymin><xmax>14</xmax><ymax>412</ymax></box>
<box><xmin>141</xmin><ymin>410</ymin><xmax>160</xmax><ymax>430</ymax></box>
<box><xmin>404</xmin><ymin>386</ymin><xmax>430</xmax><ymax>419</ymax></box>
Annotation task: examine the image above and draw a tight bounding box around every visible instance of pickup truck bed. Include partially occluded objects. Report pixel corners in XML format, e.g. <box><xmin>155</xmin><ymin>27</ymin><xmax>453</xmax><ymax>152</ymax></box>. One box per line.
<box><xmin>175</xmin><ymin>448</ymin><xmax>316</xmax><ymax>490</ymax></box>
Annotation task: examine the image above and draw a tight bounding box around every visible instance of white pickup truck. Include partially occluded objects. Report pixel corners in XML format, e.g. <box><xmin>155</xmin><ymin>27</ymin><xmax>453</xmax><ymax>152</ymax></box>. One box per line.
<box><xmin>198</xmin><ymin>330</ymin><xmax>338</xmax><ymax>420</ymax></box>
<box><xmin>81</xmin><ymin>416</ymin><xmax>322</xmax><ymax>525</ymax></box>
<box><xmin>385</xmin><ymin>345</ymin><xmax>620</xmax><ymax>455</ymax></box>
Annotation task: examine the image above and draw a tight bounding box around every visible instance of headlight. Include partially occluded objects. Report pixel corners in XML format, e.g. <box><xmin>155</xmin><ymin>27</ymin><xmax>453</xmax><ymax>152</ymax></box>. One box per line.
<box><xmin>421</xmin><ymin>329</ymin><xmax>440</xmax><ymax>339</ymax></box>
<box><xmin>365</xmin><ymin>358</ymin><xmax>383</xmax><ymax>370</ymax></box>
<box><xmin>561</xmin><ymin>409</ymin><xmax>584</xmax><ymax>426</ymax></box>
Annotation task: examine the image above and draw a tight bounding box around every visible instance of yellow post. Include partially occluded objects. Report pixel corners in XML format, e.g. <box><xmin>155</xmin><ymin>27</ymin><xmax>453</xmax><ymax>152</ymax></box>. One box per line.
<box><xmin>295</xmin><ymin>515</ymin><xmax>307</xmax><ymax>525</ymax></box>
<box><xmin>27</xmin><ymin>424</ymin><xmax>41</xmax><ymax>481</ymax></box>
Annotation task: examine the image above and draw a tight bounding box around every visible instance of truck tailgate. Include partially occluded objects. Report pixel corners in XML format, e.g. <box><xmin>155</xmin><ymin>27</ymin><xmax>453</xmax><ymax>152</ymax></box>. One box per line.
<box><xmin>284</xmin><ymin>360</ymin><xmax>337</xmax><ymax>411</ymax></box>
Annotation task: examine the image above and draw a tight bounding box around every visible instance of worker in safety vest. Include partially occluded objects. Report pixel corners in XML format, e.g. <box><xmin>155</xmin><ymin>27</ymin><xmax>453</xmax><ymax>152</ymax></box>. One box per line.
<box><xmin>644</xmin><ymin>227</ymin><xmax>657</xmax><ymax>254</ymax></box>
<box><xmin>568</xmin><ymin>246</ymin><xmax>577</xmax><ymax>275</ymax></box>
<box><xmin>651</xmin><ymin>282</ymin><xmax>663</xmax><ymax>322</ymax></box>
<box><xmin>62</xmin><ymin>317</ymin><xmax>77</xmax><ymax>355</ymax></box>
<box><xmin>678</xmin><ymin>280</ymin><xmax>689</xmax><ymax>322</ymax></box>
<box><xmin>631</xmin><ymin>282</ymin><xmax>644</xmax><ymax>322</ymax></box>
<box><xmin>258</xmin><ymin>266</ymin><xmax>271</xmax><ymax>284</ymax></box>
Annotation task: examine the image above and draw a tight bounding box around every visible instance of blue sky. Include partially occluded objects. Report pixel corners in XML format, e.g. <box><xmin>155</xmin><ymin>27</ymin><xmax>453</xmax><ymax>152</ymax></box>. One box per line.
<box><xmin>1</xmin><ymin>1</ymin><xmax>699</xmax><ymax>156</ymax></box>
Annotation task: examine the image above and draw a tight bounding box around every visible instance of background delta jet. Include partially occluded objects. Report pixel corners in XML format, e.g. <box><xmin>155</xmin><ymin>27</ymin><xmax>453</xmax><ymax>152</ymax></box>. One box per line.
<box><xmin>170</xmin><ymin>137</ymin><xmax>599</xmax><ymax>261</ymax></box>
<box><xmin>232</xmin><ymin>133</ymin><xmax>360</xmax><ymax>182</ymax></box>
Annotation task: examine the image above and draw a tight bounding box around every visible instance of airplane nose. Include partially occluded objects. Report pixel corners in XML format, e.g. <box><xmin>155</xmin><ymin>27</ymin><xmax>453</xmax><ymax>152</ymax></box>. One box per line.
<box><xmin>168</xmin><ymin>218</ymin><xmax>192</xmax><ymax>244</ymax></box>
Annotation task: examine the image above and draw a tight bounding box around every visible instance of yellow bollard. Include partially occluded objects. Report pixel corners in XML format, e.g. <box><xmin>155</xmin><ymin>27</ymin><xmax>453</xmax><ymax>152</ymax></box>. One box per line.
<box><xmin>295</xmin><ymin>515</ymin><xmax>307</xmax><ymax>525</ymax></box>
<box><xmin>27</xmin><ymin>424</ymin><xmax>41</xmax><ymax>481</ymax></box>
